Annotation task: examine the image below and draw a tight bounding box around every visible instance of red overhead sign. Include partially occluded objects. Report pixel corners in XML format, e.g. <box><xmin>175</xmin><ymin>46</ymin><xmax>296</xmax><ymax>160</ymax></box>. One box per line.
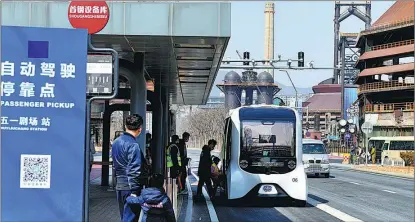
<box><xmin>68</xmin><ymin>1</ymin><xmax>110</xmax><ymax>34</ymax></box>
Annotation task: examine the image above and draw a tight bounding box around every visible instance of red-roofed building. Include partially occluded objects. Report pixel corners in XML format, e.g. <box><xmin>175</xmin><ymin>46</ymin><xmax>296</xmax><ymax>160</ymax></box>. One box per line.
<box><xmin>302</xmin><ymin>84</ymin><xmax>342</xmax><ymax>138</ymax></box>
<box><xmin>354</xmin><ymin>1</ymin><xmax>414</xmax><ymax>160</ymax></box>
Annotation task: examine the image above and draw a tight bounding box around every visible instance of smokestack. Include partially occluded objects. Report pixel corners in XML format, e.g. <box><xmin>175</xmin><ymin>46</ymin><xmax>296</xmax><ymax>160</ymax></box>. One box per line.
<box><xmin>264</xmin><ymin>2</ymin><xmax>275</xmax><ymax>77</ymax></box>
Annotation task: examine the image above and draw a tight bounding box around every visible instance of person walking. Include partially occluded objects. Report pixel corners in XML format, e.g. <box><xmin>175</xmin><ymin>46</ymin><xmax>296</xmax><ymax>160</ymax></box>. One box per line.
<box><xmin>196</xmin><ymin>139</ymin><xmax>217</xmax><ymax>200</ymax></box>
<box><xmin>370</xmin><ymin>146</ymin><xmax>376</xmax><ymax>164</ymax></box>
<box><xmin>111</xmin><ymin>114</ymin><xmax>145</xmax><ymax>222</ymax></box>
<box><xmin>178</xmin><ymin>132</ymin><xmax>190</xmax><ymax>194</ymax></box>
<box><xmin>89</xmin><ymin>130</ymin><xmax>96</xmax><ymax>173</ymax></box>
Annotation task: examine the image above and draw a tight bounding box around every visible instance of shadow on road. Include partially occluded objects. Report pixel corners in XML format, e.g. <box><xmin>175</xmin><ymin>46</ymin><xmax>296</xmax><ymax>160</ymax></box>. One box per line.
<box><xmin>308</xmin><ymin>194</ymin><xmax>329</xmax><ymax>204</ymax></box>
<box><xmin>307</xmin><ymin>175</ymin><xmax>336</xmax><ymax>179</ymax></box>
<box><xmin>212</xmin><ymin>196</ymin><xmax>314</xmax><ymax>208</ymax></box>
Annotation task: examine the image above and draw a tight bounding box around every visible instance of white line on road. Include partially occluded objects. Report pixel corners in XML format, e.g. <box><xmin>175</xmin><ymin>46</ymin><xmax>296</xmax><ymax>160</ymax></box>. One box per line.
<box><xmin>382</xmin><ymin>189</ymin><xmax>397</xmax><ymax>194</ymax></box>
<box><xmin>307</xmin><ymin>197</ymin><xmax>363</xmax><ymax>222</ymax></box>
<box><xmin>191</xmin><ymin>170</ymin><xmax>219</xmax><ymax>222</ymax></box>
<box><xmin>349</xmin><ymin>182</ymin><xmax>360</xmax><ymax>185</ymax></box>
<box><xmin>184</xmin><ymin>178</ymin><xmax>193</xmax><ymax>222</ymax></box>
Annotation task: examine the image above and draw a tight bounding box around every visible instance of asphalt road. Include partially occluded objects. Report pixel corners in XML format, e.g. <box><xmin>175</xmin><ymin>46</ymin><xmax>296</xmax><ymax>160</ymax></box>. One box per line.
<box><xmin>187</xmin><ymin>148</ymin><xmax>414</xmax><ymax>222</ymax></box>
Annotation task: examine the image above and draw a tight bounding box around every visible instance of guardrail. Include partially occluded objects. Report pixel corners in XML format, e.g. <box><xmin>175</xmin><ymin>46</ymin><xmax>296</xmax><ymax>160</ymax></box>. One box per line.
<box><xmin>361</xmin><ymin>16</ymin><xmax>414</xmax><ymax>35</ymax></box>
<box><xmin>358</xmin><ymin>80</ymin><xmax>414</xmax><ymax>93</ymax></box>
<box><xmin>368</xmin><ymin>39</ymin><xmax>414</xmax><ymax>51</ymax></box>
<box><xmin>364</xmin><ymin>102</ymin><xmax>414</xmax><ymax>113</ymax></box>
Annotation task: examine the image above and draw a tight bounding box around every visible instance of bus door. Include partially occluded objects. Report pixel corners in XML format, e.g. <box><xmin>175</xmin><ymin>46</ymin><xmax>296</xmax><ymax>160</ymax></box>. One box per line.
<box><xmin>223</xmin><ymin>117</ymin><xmax>232</xmax><ymax>173</ymax></box>
<box><xmin>381</xmin><ymin>142</ymin><xmax>390</xmax><ymax>162</ymax></box>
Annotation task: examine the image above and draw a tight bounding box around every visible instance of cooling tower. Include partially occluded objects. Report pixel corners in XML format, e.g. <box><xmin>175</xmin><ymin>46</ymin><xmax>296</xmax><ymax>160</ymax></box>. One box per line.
<box><xmin>257</xmin><ymin>71</ymin><xmax>274</xmax><ymax>104</ymax></box>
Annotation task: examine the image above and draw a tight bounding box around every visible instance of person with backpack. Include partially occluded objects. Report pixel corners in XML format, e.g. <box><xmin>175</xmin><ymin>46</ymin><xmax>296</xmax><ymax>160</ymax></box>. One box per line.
<box><xmin>126</xmin><ymin>174</ymin><xmax>176</xmax><ymax>222</ymax></box>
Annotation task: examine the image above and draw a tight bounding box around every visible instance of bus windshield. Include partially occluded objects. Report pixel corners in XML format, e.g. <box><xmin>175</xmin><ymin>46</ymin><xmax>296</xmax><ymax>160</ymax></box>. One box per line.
<box><xmin>241</xmin><ymin>120</ymin><xmax>295</xmax><ymax>159</ymax></box>
<box><xmin>303</xmin><ymin>144</ymin><xmax>327</xmax><ymax>154</ymax></box>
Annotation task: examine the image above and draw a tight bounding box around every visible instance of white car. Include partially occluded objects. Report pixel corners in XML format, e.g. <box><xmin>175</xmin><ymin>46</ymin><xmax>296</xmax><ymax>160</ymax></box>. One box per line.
<box><xmin>302</xmin><ymin>139</ymin><xmax>330</xmax><ymax>178</ymax></box>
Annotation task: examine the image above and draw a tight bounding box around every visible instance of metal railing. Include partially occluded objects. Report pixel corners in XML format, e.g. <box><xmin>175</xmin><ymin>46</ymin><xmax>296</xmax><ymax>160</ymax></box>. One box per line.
<box><xmin>362</xmin><ymin>16</ymin><xmax>414</xmax><ymax>35</ymax></box>
<box><xmin>364</xmin><ymin>102</ymin><xmax>414</xmax><ymax>113</ymax></box>
<box><xmin>368</xmin><ymin>39</ymin><xmax>414</xmax><ymax>51</ymax></box>
<box><xmin>358</xmin><ymin>80</ymin><xmax>414</xmax><ymax>93</ymax></box>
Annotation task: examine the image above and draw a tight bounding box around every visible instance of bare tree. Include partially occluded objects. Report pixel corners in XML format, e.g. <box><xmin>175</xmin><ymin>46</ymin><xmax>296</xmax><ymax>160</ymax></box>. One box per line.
<box><xmin>176</xmin><ymin>106</ymin><xmax>228</xmax><ymax>149</ymax></box>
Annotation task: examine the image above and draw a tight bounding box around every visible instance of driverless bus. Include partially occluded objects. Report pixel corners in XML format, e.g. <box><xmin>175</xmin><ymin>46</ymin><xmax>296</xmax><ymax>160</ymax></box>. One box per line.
<box><xmin>220</xmin><ymin>105</ymin><xmax>307</xmax><ymax>206</ymax></box>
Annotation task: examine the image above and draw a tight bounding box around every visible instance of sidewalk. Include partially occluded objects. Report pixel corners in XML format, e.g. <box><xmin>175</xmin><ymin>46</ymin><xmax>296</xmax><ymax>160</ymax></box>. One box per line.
<box><xmin>89</xmin><ymin>167</ymin><xmax>119</xmax><ymax>222</ymax></box>
<box><xmin>331</xmin><ymin>163</ymin><xmax>414</xmax><ymax>178</ymax></box>
<box><xmin>88</xmin><ymin>166</ymin><xmax>188</xmax><ymax>222</ymax></box>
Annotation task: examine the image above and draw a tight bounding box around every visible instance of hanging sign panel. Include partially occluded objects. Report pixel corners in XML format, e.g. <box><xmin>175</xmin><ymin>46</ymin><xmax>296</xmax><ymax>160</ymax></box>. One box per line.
<box><xmin>87</xmin><ymin>54</ymin><xmax>113</xmax><ymax>95</ymax></box>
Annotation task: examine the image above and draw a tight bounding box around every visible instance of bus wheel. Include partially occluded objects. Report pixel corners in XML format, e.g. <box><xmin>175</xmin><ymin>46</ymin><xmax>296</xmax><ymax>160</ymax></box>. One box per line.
<box><xmin>294</xmin><ymin>200</ymin><xmax>307</xmax><ymax>207</ymax></box>
<box><xmin>324</xmin><ymin>173</ymin><xmax>330</xmax><ymax>178</ymax></box>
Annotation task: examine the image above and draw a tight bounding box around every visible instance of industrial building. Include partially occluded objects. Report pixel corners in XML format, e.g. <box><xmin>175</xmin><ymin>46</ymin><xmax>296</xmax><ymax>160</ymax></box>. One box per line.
<box><xmin>355</xmin><ymin>1</ymin><xmax>414</xmax><ymax>138</ymax></box>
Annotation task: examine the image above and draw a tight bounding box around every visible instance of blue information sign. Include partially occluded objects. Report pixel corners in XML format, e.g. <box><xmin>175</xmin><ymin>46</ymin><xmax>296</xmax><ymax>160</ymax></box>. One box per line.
<box><xmin>1</xmin><ymin>26</ymin><xmax>88</xmax><ymax>221</ymax></box>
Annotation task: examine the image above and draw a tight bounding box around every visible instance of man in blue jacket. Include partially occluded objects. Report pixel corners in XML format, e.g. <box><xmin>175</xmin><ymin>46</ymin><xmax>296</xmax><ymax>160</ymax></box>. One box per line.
<box><xmin>112</xmin><ymin>114</ymin><xmax>145</xmax><ymax>222</ymax></box>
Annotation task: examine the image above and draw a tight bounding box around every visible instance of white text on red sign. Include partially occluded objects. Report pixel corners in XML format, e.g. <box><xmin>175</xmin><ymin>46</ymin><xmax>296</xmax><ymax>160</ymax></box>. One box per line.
<box><xmin>69</xmin><ymin>6</ymin><xmax>108</xmax><ymax>14</ymax></box>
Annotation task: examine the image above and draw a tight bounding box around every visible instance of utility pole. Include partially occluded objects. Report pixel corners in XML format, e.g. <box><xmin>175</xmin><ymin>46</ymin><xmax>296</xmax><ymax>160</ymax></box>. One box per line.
<box><xmin>340</xmin><ymin>37</ymin><xmax>346</xmax><ymax>119</ymax></box>
<box><xmin>278</xmin><ymin>69</ymin><xmax>298</xmax><ymax>107</ymax></box>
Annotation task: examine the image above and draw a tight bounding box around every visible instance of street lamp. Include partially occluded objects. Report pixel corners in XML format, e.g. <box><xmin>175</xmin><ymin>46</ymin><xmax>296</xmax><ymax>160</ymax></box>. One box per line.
<box><xmin>278</xmin><ymin>69</ymin><xmax>298</xmax><ymax>108</ymax></box>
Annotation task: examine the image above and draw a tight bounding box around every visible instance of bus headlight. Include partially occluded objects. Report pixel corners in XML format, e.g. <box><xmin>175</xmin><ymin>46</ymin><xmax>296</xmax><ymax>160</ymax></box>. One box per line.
<box><xmin>321</xmin><ymin>159</ymin><xmax>329</xmax><ymax>164</ymax></box>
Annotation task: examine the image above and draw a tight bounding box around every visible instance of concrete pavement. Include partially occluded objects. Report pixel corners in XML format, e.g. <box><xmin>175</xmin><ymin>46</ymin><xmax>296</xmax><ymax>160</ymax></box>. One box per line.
<box><xmin>187</xmin><ymin>148</ymin><xmax>414</xmax><ymax>222</ymax></box>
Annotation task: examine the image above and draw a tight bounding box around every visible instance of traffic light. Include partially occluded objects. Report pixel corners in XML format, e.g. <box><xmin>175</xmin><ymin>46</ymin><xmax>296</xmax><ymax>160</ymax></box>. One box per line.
<box><xmin>243</xmin><ymin>51</ymin><xmax>250</xmax><ymax>66</ymax></box>
<box><xmin>314</xmin><ymin>114</ymin><xmax>320</xmax><ymax>131</ymax></box>
<box><xmin>298</xmin><ymin>51</ymin><xmax>304</xmax><ymax>67</ymax></box>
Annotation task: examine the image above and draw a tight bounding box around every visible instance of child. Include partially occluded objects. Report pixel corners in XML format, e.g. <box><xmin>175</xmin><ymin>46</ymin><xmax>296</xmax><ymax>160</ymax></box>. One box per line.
<box><xmin>126</xmin><ymin>174</ymin><xmax>176</xmax><ymax>222</ymax></box>
<box><xmin>211</xmin><ymin>156</ymin><xmax>225</xmax><ymax>198</ymax></box>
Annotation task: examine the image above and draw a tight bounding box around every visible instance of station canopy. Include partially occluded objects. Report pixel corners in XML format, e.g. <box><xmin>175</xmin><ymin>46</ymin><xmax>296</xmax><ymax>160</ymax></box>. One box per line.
<box><xmin>2</xmin><ymin>1</ymin><xmax>231</xmax><ymax>105</ymax></box>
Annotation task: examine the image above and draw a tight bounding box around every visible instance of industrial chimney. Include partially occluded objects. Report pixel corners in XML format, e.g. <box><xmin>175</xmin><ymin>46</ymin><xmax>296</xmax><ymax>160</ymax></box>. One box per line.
<box><xmin>264</xmin><ymin>2</ymin><xmax>275</xmax><ymax>77</ymax></box>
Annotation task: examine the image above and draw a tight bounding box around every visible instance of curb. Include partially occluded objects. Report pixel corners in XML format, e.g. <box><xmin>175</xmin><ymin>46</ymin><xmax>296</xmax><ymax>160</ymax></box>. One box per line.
<box><xmin>351</xmin><ymin>167</ymin><xmax>414</xmax><ymax>179</ymax></box>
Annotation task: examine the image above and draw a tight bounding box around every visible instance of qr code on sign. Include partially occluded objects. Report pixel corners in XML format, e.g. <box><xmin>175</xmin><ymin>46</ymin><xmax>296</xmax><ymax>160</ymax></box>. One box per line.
<box><xmin>20</xmin><ymin>154</ymin><xmax>51</xmax><ymax>189</ymax></box>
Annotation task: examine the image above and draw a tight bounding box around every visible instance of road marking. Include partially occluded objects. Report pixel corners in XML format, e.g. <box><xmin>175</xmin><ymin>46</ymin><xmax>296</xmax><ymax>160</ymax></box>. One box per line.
<box><xmin>184</xmin><ymin>178</ymin><xmax>193</xmax><ymax>222</ymax></box>
<box><xmin>349</xmin><ymin>182</ymin><xmax>360</xmax><ymax>185</ymax></box>
<box><xmin>307</xmin><ymin>197</ymin><xmax>363</xmax><ymax>222</ymax></box>
<box><xmin>191</xmin><ymin>170</ymin><xmax>219</xmax><ymax>222</ymax></box>
<box><xmin>382</xmin><ymin>189</ymin><xmax>397</xmax><ymax>194</ymax></box>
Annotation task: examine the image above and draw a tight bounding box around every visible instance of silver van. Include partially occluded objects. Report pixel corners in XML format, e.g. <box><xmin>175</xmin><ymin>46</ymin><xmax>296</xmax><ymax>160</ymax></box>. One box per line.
<box><xmin>302</xmin><ymin>139</ymin><xmax>330</xmax><ymax>178</ymax></box>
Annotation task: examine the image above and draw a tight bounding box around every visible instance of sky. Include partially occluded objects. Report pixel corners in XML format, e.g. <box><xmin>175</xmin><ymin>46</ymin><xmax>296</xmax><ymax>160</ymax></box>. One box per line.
<box><xmin>217</xmin><ymin>1</ymin><xmax>396</xmax><ymax>90</ymax></box>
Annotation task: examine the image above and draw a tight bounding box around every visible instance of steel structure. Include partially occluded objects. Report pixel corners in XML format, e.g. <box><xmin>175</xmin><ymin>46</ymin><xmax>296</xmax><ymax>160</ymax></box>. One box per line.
<box><xmin>333</xmin><ymin>1</ymin><xmax>371</xmax><ymax>84</ymax></box>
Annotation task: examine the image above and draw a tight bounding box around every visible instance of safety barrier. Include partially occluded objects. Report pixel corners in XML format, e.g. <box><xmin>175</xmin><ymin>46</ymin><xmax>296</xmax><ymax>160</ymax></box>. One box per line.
<box><xmin>342</xmin><ymin>155</ymin><xmax>350</xmax><ymax>164</ymax></box>
<box><xmin>382</xmin><ymin>158</ymin><xmax>405</xmax><ymax>167</ymax></box>
<box><xmin>165</xmin><ymin>175</ymin><xmax>179</xmax><ymax>220</ymax></box>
